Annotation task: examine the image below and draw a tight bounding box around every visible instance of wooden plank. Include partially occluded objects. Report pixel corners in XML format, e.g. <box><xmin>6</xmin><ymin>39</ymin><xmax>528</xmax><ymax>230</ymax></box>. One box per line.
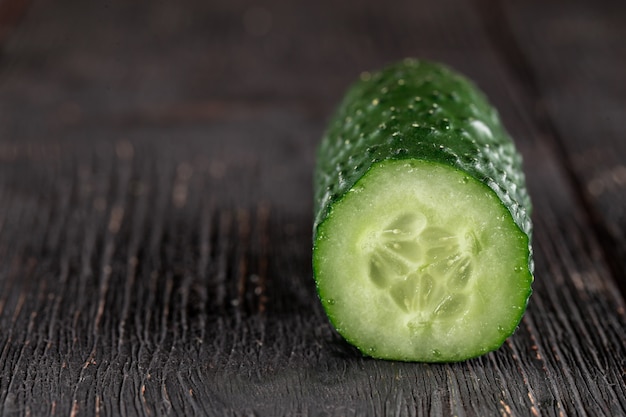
<box><xmin>0</xmin><ymin>134</ymin><xmax>624</xmax><ymax>416</ymax></box>
<box><xmin>482</xmin><ymin>0</ymin><xmax>626</xmax><ymax>294</ymax></box>
<box><xmin>0</xmin><ymin>0</ymin><xmax>30</xmax><ymax>47</ymax></box>
<box><xmin>0</xmin><ymin>0</ymin><xmax>624</xmax><ymax>416</ymax></box>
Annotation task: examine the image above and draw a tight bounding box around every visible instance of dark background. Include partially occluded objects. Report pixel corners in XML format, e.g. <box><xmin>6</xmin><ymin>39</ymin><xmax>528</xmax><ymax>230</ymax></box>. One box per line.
<box><xmin>0</xmin><ymin>0</ymin><xmax>625</xmax><ymax>415</ymax></box>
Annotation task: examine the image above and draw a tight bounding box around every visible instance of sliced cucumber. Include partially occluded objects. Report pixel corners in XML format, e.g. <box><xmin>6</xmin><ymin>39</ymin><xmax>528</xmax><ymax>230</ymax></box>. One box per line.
<box><xmin>313</xmin><ymin>59</ymin><xmax>533</xmax><ymax>362</ymax></box>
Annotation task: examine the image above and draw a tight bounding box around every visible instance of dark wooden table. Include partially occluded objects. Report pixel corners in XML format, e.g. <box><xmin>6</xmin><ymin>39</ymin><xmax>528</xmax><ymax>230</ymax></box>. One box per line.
<box><xmin>0</xmin><ymin>0</ymin><xmax>625</xmax><ymax>415</ymax></box>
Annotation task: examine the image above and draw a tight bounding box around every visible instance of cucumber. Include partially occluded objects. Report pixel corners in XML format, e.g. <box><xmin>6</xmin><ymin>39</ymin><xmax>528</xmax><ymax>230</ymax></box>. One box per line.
<box><xmin>313</xmin><ymin>59</ymin><xmax>533</xmax><ymax>362</ymax></box>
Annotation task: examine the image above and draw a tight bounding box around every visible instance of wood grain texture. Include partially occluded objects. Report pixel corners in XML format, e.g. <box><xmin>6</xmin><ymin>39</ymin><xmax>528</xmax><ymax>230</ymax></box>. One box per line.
<box><xmin>0</xmin><ymin>0</ymin><xmax>624</xmax><ymax>416</ymax></box>
<box><xmin>493</xmin><ymin>0</ymin><xmax>626</xmax><ymax>294</ymax></box>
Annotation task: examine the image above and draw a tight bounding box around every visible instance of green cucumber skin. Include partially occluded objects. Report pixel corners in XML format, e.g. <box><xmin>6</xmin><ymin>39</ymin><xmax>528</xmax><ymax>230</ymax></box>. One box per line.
<box><xmin>313</xmin><ymin>59</ymin><xmax>534</xmax><ymax>360</ymax></box>
<box><xmin>314</xmin><ymin>59</ymin><xmax>532</xmax><ymax>242</ymax></box>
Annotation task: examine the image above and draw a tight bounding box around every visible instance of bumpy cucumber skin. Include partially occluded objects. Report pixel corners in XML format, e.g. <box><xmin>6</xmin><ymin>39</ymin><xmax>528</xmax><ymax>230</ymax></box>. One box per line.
<box><xmin>313</xmin><ymin>59</ymin><xmax>534</xmax><ymax>361</ymax></box>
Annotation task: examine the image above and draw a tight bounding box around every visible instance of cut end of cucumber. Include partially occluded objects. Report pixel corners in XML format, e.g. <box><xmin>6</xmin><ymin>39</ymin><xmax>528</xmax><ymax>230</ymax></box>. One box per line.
<box><xmin>313</xmin><ymin>159</ymin><xmax>532</xmax><ymax>362</ymax></box>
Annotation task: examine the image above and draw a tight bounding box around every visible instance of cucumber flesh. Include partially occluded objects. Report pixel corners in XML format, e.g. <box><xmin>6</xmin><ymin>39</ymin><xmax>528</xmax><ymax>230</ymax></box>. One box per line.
<box><xmin>314</xmin><ymin>159</ymin><xmax>531</xmax><ymax>362</ymax></box>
